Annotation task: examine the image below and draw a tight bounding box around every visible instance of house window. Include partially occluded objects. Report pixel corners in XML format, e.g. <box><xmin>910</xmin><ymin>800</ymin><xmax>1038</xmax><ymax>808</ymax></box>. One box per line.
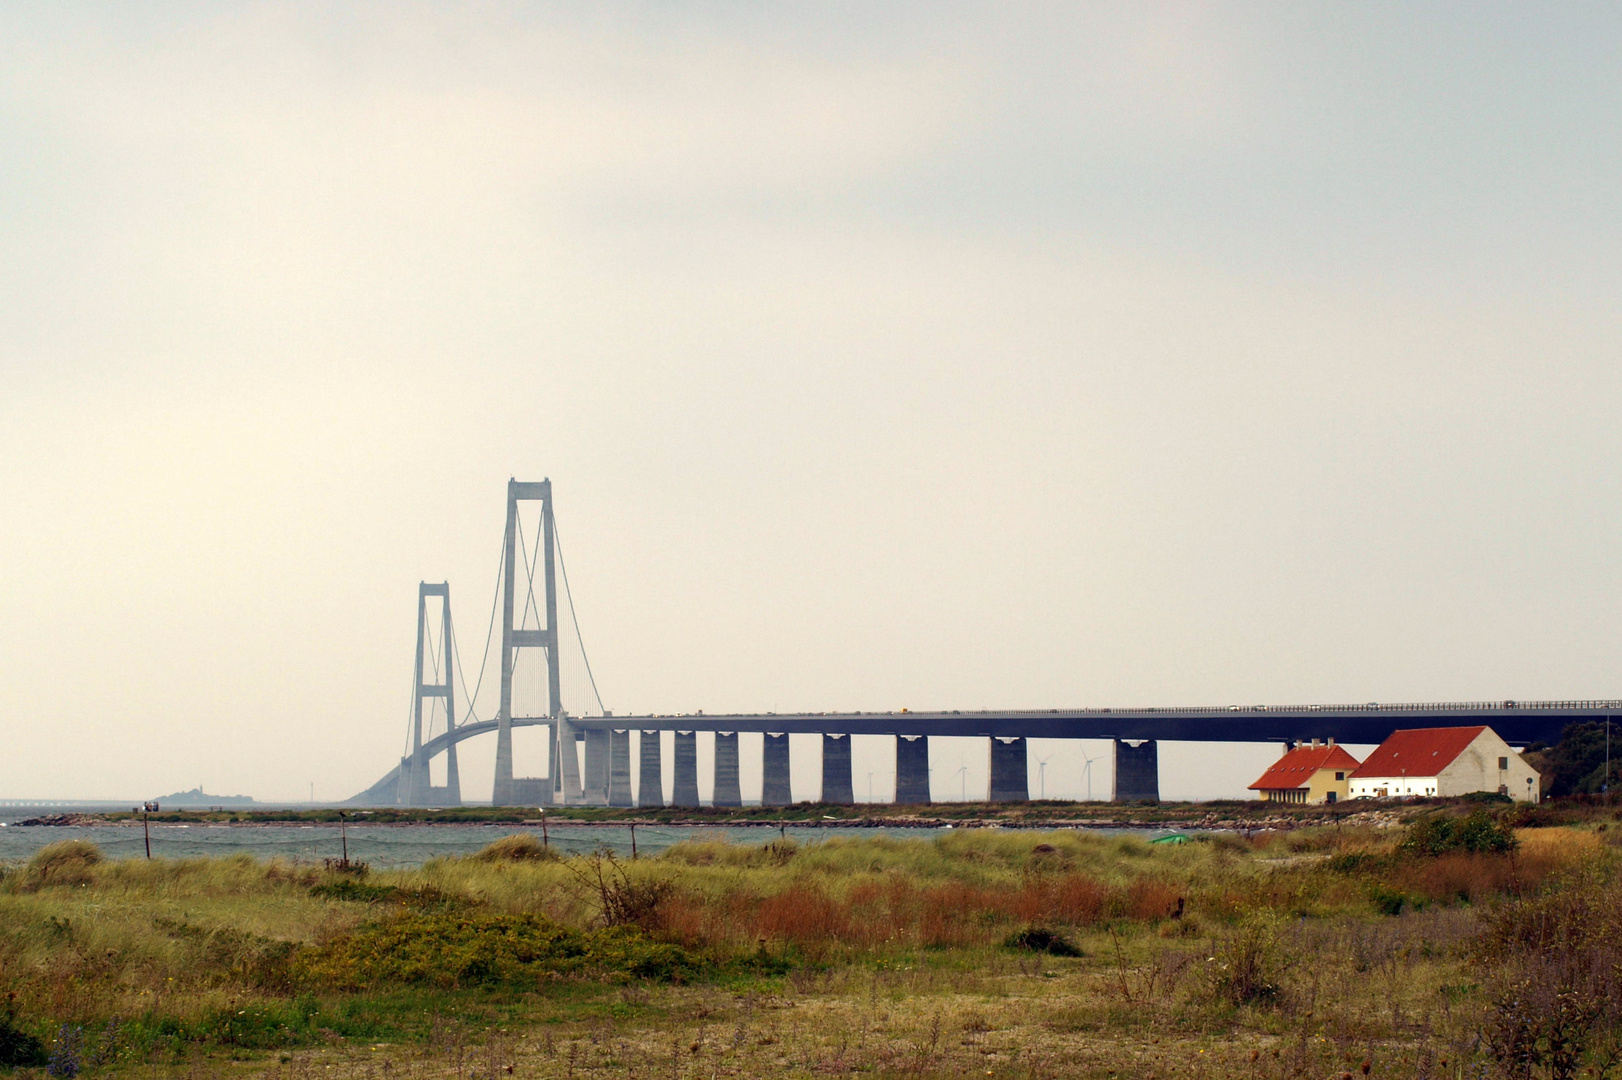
<box><xmin>1498</xmin><ymin>757</ymin><xmax>1508</xmax><ymax>770</ymax></box>
<box><xmin>1335</xmin><ymin>772</ymin><xmax>1344</xmax><ymax>781</ymax></box>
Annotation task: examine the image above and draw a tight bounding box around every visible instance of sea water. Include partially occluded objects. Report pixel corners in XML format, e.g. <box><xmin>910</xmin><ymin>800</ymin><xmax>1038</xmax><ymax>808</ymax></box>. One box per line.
<box><xmin>0</xmin><ymin>821</ymin><xmax>957</xmax><ymax>867</ymax></box>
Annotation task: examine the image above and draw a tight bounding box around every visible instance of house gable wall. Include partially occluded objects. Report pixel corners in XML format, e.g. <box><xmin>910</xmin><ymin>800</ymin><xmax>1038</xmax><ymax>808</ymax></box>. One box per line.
<box><xmin>1306</xmin><ymin>767</ymin><xmax>1350</xmax><ymax>804</ymax></box>
<box><xmin>1436</xmin><ymin>729</ymin><xmax>1541</xmax><ymax>802</ymax></box>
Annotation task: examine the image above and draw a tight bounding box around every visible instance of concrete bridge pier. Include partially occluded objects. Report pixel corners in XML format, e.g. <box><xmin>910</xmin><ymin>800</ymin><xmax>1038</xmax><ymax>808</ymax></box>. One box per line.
<box><xmin>557</xmin><ymin>719</ymin><xmax>584</xmax><ymax>804</ymax></box>
<box><xmin>398</xmin><ymin>755</ymin><xmax>418</xmax><ymax>807</ymax></box>
<box><xmin>444</xmin><ymin>742</ymin><xmax>462</xmax><ymax>806</ymax></box>
<box><xmin>583</xmin><ymin>729</ymin><xmax>610</xmax><ymax>805</ymax></box>
<box><xmin>762</xmin><ymin>734</ymin><xmax>792</xmax><ymax>805</ymax></box>
<box><xmin>989</xmin><ymin>737</ymin><xmax>1029</xmax><ymax>802</ymax></box>
<box><xmin>822</xmin><ymin>734</ymin><xmax>854</xmax><ymax>804</ymax></box>
<box><xmin>713</xmin><ymin>733</ymin><xmax>742</xmax><ymax>807</ymax></box>
<box><xmin>1113</xmin><ymin>739</ymin><xmax>1159</xmax><ymax>802</ymax></box>
<box><xmin>673</xmin><ymin>731</ymin><xmax>700</xmax><ymax>807</ymax></box>
<box><xmin>608</xmin><ymin>730</ymin><xmax>633</xmax><ymax>807</ymax></box>
<box><xmin>638</xmin><ymin>731</ymin><xmax>664</xmax><ymax>807</ymax></box>
<box><xmin>895</xmin><ymin>736</ymin><xmax>930</xmax><ymax>804</ymax></box>
<box><xmin>547</xmin><ymin>723</ymin><xmax>559</xmax><ymax>801</ymax></box>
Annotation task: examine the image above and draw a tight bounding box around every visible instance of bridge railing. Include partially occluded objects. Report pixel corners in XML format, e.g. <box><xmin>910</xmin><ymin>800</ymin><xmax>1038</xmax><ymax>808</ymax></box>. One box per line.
<box><xmin>979</xmin><ymin>699</ymin><xmax>1622</xmax><ymax>716</ymax></box>
<box><xmin>620</xmin><ymin>699</ymin><xmax>1622</xmax><ymax>721</ymax></box>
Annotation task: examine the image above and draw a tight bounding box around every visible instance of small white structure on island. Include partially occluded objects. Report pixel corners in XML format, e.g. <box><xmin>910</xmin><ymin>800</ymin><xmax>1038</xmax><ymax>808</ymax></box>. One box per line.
<box><xmin>1349</xmin><ymin>726</ymin><xmax>1541</xmax><ymax>802</ymax></box>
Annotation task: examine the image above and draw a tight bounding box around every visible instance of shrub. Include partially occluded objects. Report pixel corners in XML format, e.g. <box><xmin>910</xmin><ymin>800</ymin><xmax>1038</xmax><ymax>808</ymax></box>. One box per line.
<box><xmin>1368</xmin><ymin>883</ymin><xmax>1418</xmax><ymax>917</ymax></box>
<box><xmin>1400</xmin><ymin>811</ymin><xmax>1517</xmax><ymax>857</ymax></box>
<box><xmin>0</xmin><ymin>996</ymin><xmax>46</xmax><ymax>1068</ymax></box>
<box><xmin>310</xmin><ymin>880</ymin><xmax>400</xmax><ymax>903</ymax></box>
<box><xmin>1328</xmin><ymin>851</ymin><xmax>1388</xmax><ymax>874</ymax></box>
<box><xmin>1459</xmin><ymin>790</ymin><xmax>1514</xmax><ymax>805</ymax></box>
<box><xmin>295</xmin><ymin>911</ymin><xmax>704</xmax><ymax>989</ymax></box>
<box><xmin>1004</xmin><ymin>927</ymin><xmax>1082</xmax><ymax>957</ymax></box>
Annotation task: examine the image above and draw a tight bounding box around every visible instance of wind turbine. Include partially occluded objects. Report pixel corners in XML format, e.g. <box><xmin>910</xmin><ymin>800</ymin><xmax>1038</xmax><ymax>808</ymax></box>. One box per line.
<box><xmin>1078</xmin><ymin>745</ymin><xmax>1099</xmax><ymax>802</ymax></box>
<box><xmin>1036</xmin><ymin>756</ymin><xmax>1052</xmax><ymax>800</ymax></box>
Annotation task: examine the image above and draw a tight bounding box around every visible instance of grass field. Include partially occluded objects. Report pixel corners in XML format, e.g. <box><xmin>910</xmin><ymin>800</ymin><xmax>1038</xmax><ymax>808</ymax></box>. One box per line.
<box><xmin>2</xmin><ymin>804</ymin><xmax>1619</xmax><ymax>1078</ymax></box>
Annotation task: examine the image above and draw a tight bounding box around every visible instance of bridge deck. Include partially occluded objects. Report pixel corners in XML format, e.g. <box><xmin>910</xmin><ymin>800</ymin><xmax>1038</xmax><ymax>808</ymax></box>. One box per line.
<box><xmin>569</xmin><ymin>700</ymin><xmax>1618</xmax><ymax>747</ymax></box>
<box><xmin>354</xmin><ymin>700</ymin><xmax>1617</xmax><ymax>804</ymax></box>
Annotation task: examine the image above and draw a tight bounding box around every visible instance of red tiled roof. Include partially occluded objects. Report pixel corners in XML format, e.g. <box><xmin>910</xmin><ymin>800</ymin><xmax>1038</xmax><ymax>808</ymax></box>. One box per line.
<box><xmin>1248</xmin><ymin>744</ymin><xmax>1364</xmax><ymax>792</ymax></box>
<box><xmin>1349</xmin><ymin>727</ymin><xmax>1487</xmax><ymax>780</ymax></box>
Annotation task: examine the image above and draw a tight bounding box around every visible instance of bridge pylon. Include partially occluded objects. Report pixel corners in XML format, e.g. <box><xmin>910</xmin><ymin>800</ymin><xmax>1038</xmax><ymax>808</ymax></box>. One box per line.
<box><xmin>493</xmin><ymin>479</ymin><xmax>562</xmax><ymax>806</ymax></box>
<box><xmin>402</xmin><ymin>583</ymin><xmax>461</xmax><ymax>807</ymax></box>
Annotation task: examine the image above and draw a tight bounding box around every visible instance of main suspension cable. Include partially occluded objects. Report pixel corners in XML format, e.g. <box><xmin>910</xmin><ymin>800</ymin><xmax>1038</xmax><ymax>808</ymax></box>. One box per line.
<box><xmin>452</xmin><ymin>532</ymin><xmax>507</xmax><ymax>724</ymax></box>
<box><xmin>553</xmin><ymin>516</ymin><xmax>606</xmax><ymax>716</ymax></box>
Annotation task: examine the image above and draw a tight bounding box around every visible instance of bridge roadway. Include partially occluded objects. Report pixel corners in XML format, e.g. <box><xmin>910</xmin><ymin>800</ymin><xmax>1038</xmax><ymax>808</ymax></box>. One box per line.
<box><xmin>567</xmin><ymin>700</ymin><xmax>1605</xmax><ymax>746</ymax></box>
<box><xmin>354</xmin><ymin>699</ymin><xmax>1614</xmax><ymax>807</ymax></box>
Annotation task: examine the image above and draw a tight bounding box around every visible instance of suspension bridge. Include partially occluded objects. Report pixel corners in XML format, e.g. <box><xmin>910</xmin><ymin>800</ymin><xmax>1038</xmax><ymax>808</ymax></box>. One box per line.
<box><xmin>353</xmin><ymin>480</ymin><xmax>1614</xmax><ymax>807</ymax></box>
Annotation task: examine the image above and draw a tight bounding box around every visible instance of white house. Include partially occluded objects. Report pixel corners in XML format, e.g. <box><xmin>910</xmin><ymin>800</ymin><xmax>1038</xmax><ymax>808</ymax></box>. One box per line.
<box><xmin>1348</xmin><ymin>726</ymin><xmax>1541</xmax><ymax>802</ymax></box>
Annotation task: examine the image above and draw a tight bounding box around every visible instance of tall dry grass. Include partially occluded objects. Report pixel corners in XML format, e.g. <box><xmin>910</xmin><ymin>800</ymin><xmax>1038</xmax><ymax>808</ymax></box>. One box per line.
<box><xmin>0</xmin><ymin>816</ymin><xmax>1613</xmax><ymax>1068</ymax></box>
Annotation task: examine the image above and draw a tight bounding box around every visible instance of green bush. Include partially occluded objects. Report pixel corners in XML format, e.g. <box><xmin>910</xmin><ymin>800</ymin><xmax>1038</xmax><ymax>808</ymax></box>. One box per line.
<box><xmin>295</xmin><ymin>911</ymin><xmax>705</xmax><ymax>990</ymax></box>
<box><xmin>309</xmin><ymin>880</ymin><xmax>401</xmax><ymax>903</ymax></box>
<box><xmin>1368</xmin><ymin>883</ymin><xmax>1420</xmax><ymax>916</ymax></box>
<box><xmin>1004</xmin><ymin>926</ymin><xmax>1082</xmax><ymax>956</ymax></box>
<box><xmin>1400</xmin><ymin>811</ymin><xmax>1518</xmax><ymax>857</ymax></box>
<box><xmin>0</xmin><ymin>996</ymin><xmax>46</xmax><ymax>1068</ymax></box>
<box><xmin>1327</xmin><ymin>851</ymin><xmax>1388</xmax><ymax>874</ymax></box>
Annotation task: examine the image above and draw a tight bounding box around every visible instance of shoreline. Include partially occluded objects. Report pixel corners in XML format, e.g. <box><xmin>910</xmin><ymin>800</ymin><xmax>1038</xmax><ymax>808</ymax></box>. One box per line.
<box><xmin>9</xmin><ymin>809</ymin><xmax>1406</xmax><ymax>831</ymax></box>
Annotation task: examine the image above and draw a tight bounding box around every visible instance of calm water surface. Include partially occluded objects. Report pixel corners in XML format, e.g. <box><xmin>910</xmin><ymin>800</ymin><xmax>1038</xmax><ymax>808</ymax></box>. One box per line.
<box><xmin>0</xmin><ymin>822</ymin><xmax>966</xmax><ymax>866</ymax></box>
<box><xmin>0</xmin><ymin>805</ymin><xmax>1187</xmax><ymax>867</ymax></box>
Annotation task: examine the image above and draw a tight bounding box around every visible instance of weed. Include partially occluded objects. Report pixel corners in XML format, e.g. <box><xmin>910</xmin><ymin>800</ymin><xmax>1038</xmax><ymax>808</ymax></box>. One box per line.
<box><xmin>470</xmin><ymin>834</ymin><xmax>558</xmax><ymax>863</ymax></box>
<box><xmin>18</xmin><ymin>842</ymin><xmax>103</xmax><ymax>892</ymax></box>
<box><xmin>1205</xmin><ymin>915</ymin><xmax>1286</xmax><ymax>1008</ymax></box>
<box><xmin>562</xmin><ymin>851</ymin><xmax>674</xmax><ymax>931</ymax></box>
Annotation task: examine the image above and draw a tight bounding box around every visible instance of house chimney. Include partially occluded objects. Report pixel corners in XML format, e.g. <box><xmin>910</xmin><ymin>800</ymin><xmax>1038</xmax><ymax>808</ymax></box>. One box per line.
<box><xmin>1310</xmin><ymin>738</ymin><xmax>1321</xmax><ymax>749</ymax></box>
<box><xmin>1327</xmin><ymin>736</ymin><xmax>1335</xmax><ymax>746</ymax></box>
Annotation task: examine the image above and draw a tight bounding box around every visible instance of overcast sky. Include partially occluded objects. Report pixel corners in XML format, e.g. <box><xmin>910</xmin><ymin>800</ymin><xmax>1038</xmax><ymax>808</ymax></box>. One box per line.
<box><xmin>3</xmin><ymin>3</ymin><xmax>1621</xmax><ymax>804</ymax></box>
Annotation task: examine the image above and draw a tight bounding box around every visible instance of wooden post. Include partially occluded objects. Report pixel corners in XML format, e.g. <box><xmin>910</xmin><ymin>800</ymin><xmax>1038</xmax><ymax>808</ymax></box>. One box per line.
<box><xmin>339</xmin><ymin>811</ymin><xmax>349</xmax><ymax>866</ymax></box>
<box><xmin>143</xmin><ymin>809</ymin><xmax>151</xmax><ymax>859</ymax></box>
<box><xmin>630</xmin><ymin>823</ymin><xmax>637</xmax><ymax>859</ymax></box>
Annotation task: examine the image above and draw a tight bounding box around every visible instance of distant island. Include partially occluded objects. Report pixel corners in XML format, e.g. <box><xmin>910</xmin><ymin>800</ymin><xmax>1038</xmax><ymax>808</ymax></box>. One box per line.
<box><xmin>152</xmin><ymin>787</ymin><xmax>256</xmax><ymax>806</ymax></box>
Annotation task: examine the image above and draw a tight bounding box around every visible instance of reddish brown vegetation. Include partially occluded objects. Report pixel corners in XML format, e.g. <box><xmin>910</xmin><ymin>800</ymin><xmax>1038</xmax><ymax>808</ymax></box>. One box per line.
<box><xmin>725</xmin><ymin>872</ymin><xmax>1182</xmax><ymax>955</ymax></box>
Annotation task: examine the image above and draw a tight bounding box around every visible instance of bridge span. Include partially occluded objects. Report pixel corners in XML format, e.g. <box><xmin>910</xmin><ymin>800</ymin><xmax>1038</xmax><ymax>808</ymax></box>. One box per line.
<box><xmin>354</xmin><ymin>481</ymin><xmax>1610</xmax><ymax>808</ymax></box>
<box><xmin>355</xmin><ymin>699</ymin><xmax>1607</xmax><ymax>807</ymax></box>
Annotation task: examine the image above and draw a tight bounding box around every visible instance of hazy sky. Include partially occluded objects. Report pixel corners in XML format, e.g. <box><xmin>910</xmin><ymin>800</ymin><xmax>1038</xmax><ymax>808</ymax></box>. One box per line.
<box><xmin>4</xmin><ymin>3</ymin><xmax>1621</xmax><ymax>803</ymax></box>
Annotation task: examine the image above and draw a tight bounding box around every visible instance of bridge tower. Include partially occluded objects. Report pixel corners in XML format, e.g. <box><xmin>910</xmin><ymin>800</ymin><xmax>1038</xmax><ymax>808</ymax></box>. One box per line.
<box><xmin>403</xmin><ymin>583</ymin><xmax>461</xmax><ymax>806</ymax></box>
<box><xmin>493</xmin><ymin>479</ymin><xmax>564</xmax><ymax>806</ymax></box>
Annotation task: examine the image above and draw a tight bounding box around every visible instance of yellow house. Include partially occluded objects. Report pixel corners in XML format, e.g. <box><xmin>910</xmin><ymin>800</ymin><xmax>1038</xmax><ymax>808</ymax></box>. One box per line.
<box><xmin>1248</xmin><ymin>741</ymin><xmax>1363</xmax><ymax>805</ymax></box>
